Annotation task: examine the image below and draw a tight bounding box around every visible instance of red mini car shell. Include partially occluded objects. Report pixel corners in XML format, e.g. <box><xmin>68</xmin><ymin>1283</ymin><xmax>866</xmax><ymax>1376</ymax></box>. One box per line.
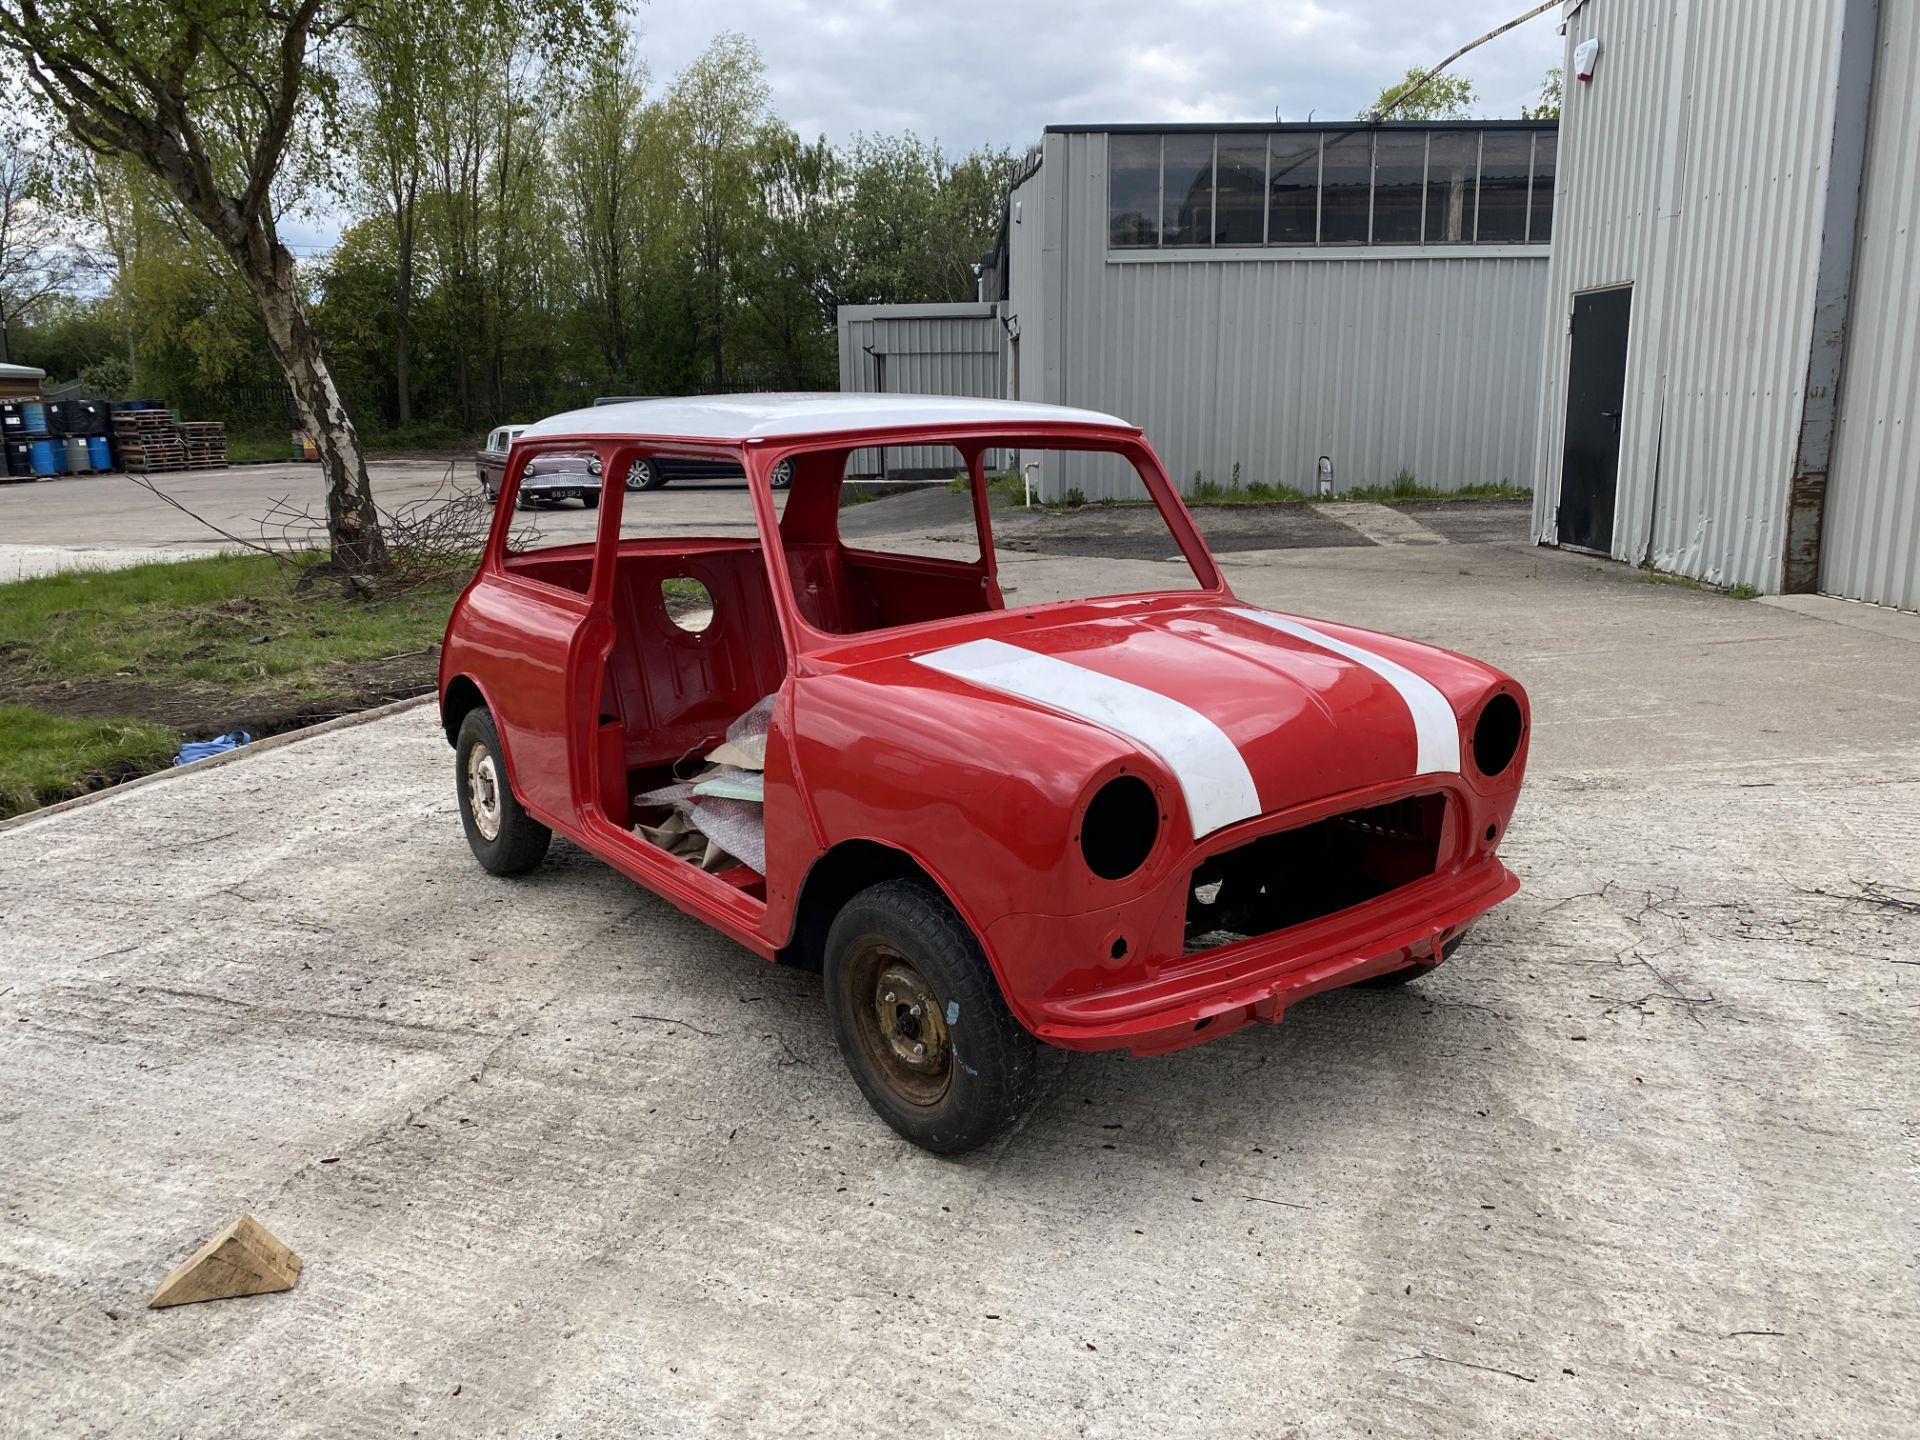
<box><xmin>439</xmin><ymin>396</ymin><xmax>1530</xmax><ymax>1151</ymax></box>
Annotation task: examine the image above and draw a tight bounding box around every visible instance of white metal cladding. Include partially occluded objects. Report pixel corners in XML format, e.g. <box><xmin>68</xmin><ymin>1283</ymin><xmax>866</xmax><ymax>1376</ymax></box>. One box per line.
<box><xmin>837</xmin><ymin>303</ymin><xmax>1009</xmax><ymax>475</ymax></box>
<box><xmin>1010</xmin><ymin>130</ymin><xmax>1550</xmax><ymax>502</ymax></box>
<box><xmin>1007</xmin><ymin>167</ymin><xmax>1049</xmax><ymax>407</ymax></box>
<box><xmin>1532</xmin><ymin>0</ymin><xmax>1848</xmax><ymax>592</ymax></box>
<box><xmin>1824</xmin><ymin>0</ymin><xmax>1920</xmax><ymax>612</ymax></box>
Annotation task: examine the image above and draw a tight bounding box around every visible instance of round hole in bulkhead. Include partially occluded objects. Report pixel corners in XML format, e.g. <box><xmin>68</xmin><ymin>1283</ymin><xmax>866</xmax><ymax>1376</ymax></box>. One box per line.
<box><xmin>664</xmin><ymin>578</ymin><xmax>714</xmax><ymax>633</ymax></box>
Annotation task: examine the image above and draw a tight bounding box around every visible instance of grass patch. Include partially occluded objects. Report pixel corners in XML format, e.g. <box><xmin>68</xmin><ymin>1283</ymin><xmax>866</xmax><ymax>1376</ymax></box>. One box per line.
<box><xmin>225</xmin><ymin>422</ymin><xmax>292</xmax><ymax>464</ymax></box>
<box><xmin>0</xmin><ymin>706</ymin><xmax>178</xmax><ymax>820</ymax></box>
<box><xmin>0</xmin><ymin>551</ymin><xmax>462</xmax><ymax>819</ymax></box>
<box><xmin>1637</xmin><ymin>563</ymin><xmax>1761</xmax><ymax>598</ymax></box>
<box><xmin>227</xmin><ymin>420</ymin><xmax>482</xmax><ymax>464</ymax></box>
<box><xmin>0</xmin><ymin>552</ymin><xmax>457</xmax><ymax>693</ymax></box>
<box><xmin>1342</xmin><ymin>477</ymin><xmax>1532</xmax><ymax>503</ymax></box>
<box><xmin>361</xmin><ymin>422</ymin><xmax>483</xmax><ymax>454</ymax></box>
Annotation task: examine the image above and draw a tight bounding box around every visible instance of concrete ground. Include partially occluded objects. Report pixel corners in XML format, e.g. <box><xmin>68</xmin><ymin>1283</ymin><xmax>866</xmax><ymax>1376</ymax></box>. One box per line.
<box><xmin>3</xmin><ymin>498</ymin><xmax>1919</xmax><ymax>1437</ymax></box>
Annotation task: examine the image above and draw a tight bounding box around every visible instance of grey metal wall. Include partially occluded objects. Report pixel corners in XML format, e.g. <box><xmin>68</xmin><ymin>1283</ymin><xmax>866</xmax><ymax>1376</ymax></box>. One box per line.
<box><xmin>1007</xmin><ymin>129</ymin><xmax>1550</xmax><ymax>501</ymax></box>
<box><xmin>1007</xmin><ymin>168</ymin><xmax>1049</xmax><ymax>408</ymax></box>
<box><xmin>837</xmin><ymin>303</ymin><xmax>1008</xmax><ymax>475</ymax></box>
<box><xmin>1824</xmin><ymin>0</ymin><xmax>1920</xmax><ymax>612</ymax></box>
<box><xmin>1531</xmin><ymin>0</ymin><xmax>1849</xmax><ymax>593</ymax></box>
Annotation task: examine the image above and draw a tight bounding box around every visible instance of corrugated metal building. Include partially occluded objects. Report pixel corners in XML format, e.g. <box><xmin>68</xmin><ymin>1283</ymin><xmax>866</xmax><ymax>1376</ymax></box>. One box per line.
<box><xmin>1535</xmin><ymin>0</ymin><xmax>1919</xmax><ymax>611</ymax></box>
<box><xmin>837</xmin><ymin>303</ymin><xmax>1008</xmax><ymax>477</ymax></box>
<box><xmin>839</xmin><ymin>121</ymin><xmax>1558</xmax><ymax>502</ymax></box>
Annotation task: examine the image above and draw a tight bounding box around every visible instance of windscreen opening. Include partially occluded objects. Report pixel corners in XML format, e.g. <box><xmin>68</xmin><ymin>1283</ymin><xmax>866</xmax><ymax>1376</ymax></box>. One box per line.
<box><xmin>787</xmin><ymin>440</ymin><xmax>1206</xmax><ymax>638</ymax></box>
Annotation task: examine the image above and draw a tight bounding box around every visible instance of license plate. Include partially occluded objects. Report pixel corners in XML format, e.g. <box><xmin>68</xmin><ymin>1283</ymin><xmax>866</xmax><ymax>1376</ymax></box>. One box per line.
<box><xmin>552</xmin><ymin>488</ymin><xmax>578</xmax><ymax>499</ymax></box>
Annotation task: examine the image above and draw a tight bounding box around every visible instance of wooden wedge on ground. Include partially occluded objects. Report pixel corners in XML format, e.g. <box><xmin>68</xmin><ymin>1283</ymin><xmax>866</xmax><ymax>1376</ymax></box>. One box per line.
<box><xmin>150</xmin><ymin>1214</ymin><xmax>302</xmax><ymax>1308</ymax></box>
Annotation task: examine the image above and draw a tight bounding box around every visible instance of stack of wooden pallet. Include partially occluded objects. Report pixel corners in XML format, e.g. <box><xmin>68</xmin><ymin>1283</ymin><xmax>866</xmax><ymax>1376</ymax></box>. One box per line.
<box><xmin>110</xmin><ymin>410</ymin><xmax>186</xmax><ymax>472</ymax></box>
<box><xmin>179</xmin><ymin>420</ymin><xmax>228</xmax><ymax>469</ymax></box>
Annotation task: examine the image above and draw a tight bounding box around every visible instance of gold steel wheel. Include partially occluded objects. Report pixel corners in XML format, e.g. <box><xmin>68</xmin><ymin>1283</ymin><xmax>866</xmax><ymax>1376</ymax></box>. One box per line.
<box><xmin>846</xmin><ymin>944</ymin><xmax>952</xmax><ymax>1108</ymax></box>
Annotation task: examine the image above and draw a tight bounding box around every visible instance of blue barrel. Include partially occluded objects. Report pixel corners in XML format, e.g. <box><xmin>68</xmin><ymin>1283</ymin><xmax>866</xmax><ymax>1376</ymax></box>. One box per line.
<box><xmin>20</xmin><ymin>402</ymin><xmax>47</xmax><ymax>435</ymax></box>
<box><xmin>28</xmin><ymin>438</ymin><xmax>56</xmax><ymax>475</ymax></box>
<box><xmin>87</xmin><ymin>435</ymin><xmax>111</xmax><ymax>470</ymax></box>
<box><xmin>49</xmin><ymin>438</ymin><xmax>70</xmax><ymax>473</ymax></box>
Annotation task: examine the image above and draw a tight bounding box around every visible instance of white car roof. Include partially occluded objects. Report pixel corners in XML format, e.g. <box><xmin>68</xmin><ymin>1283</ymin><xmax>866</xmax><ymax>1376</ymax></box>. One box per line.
<box><xmin>517</xmin><ymin>393</ymin><xmax>1136</xmax><ymax>443</ymax></box>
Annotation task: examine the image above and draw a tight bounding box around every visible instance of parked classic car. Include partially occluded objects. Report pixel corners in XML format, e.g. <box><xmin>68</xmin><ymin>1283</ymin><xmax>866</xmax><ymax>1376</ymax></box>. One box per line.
<box><xmin>439</xmin><ymin>395</ymin><xmax>1530</xmax><ymax>1152</ymax></box>
<box><xmin>475</xmin><ymin>425</ymin><xmax>526</xmax><ymax>498</ymax></box>
<box><xmin>514</xmin><ymin>451</ymin><xmax>601</xmax><ymax>509</ymax></box>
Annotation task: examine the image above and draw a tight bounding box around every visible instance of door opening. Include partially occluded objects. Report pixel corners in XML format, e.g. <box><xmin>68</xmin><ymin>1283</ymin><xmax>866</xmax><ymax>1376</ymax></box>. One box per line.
<box><xmin>1558</xmin><ymin>285</ymin><xmax>1633</xmax><ymax>553</ymax></box>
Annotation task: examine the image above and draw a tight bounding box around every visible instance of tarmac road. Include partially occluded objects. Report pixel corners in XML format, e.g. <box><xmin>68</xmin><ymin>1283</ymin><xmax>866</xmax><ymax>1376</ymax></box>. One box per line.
<box><xmin>2</xmin><ymin>518</ymin><xmax>1918</xmax><ymax>1437</ymax></box>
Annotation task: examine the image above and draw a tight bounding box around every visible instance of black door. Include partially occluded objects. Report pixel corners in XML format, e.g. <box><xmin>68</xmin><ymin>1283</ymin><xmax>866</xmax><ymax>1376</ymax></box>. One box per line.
<box><xmin>1558</xmin><ymin>286</ymin><xmax>1633</xmax><ymax>552</ymax></box>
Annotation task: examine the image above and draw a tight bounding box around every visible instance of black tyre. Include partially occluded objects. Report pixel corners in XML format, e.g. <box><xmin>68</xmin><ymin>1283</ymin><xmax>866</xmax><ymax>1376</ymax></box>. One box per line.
<box><xmin>454</xmin><ymin>708</ymin><xmax>551</xmax><ymax>876</ymax></box>
<box><xmin>583</xmin><ymin>492</ymin><xmax>600</xmax><ymax>509</ymax></box>
<box><xmin>627</xmin><ymin>457</ymin><xmax>667</xmax><ymax>491</ymax></box>
<box><xmin>823</xmin><ymin>879</ymin><xmax>1038</xmax><ymax>1154</ymax></box>
<box><xmin>515</xmin><ymin>493</ymin><xmax>536</xmax><ymax>510</ymax></box>
<box><xmin>769</xmin><ymin>458</ymin><xmax>793</xmax><ymax>491</ymax></box>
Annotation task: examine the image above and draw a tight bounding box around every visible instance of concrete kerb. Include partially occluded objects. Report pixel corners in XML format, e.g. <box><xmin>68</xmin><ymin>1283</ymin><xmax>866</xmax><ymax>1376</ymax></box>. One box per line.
<box><xmin>0</xmin><ymin>693</ymin><xmax>437</xmax><ymax>836</ymax></box>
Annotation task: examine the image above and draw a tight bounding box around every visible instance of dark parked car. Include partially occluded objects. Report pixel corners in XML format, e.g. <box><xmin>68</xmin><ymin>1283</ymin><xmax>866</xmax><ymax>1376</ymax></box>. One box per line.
<box><xmin>592</xmin><ymin>396</ymin><xmax>790</xmax><ymax>490</ymax></box>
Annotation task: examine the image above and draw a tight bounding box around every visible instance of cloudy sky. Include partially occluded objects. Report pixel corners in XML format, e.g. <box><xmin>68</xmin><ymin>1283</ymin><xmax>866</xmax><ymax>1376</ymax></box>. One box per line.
<box><xmin>631</xmin><ymin>0</ymin><xmax>1564</xmax><ymax>148</ymax></box>
<box><xmin>284</xmin><ymin>1</ymin><xmax>1564</xmax><ymax>252</ymax></box>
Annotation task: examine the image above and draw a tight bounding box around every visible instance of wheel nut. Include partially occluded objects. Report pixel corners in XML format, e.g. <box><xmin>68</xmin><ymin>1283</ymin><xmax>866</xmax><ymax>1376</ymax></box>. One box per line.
<box><xmin>913</xmin><ymin>1042</ymin><xmax>925</xmax><ymax>1057</ymax></box>
<box><xmin>909</xmin><ymin>1003</ymin><xmax>922</xmax><ymax>1017</ymax></box>
<box><xmin>884</xmin><ymin>991</ymin><xmax>896</xmax><ymax>1004</ymax></box>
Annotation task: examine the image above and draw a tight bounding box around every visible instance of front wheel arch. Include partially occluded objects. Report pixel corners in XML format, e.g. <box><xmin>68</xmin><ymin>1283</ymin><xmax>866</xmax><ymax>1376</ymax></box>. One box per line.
<box><xmin>779</xmin><ymin>837</ymin><xmax>1037</xmax><ymax>1033</ymax></box>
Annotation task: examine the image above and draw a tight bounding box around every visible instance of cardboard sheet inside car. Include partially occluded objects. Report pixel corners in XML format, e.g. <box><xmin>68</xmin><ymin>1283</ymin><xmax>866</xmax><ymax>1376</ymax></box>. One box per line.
<box><xmin>438</xmin><ymin>395</ymin><xmax>1530</xmax><ymax>1152</ymax></box>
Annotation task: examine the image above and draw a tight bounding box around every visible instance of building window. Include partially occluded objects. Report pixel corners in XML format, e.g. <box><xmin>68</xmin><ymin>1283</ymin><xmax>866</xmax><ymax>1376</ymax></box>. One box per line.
<box><xmin>1318</xmin><ymin>131</ymin><xmax>1371</xmax><ymax>243</ymax></box>
<box><xmin>1371</xmin><ymin>131</ymin><xmax>1426</xmax><ymax>245</ymax></box>
<box><xmin>1425</xmin><ymin>131</ymin><xmax>1477</xmax><ymax>244</ymax></box>
<box><xmin>1109</xmin><ymin>134</ymin><xmax>1161</xmax><ymax>249</ymax></box>
<box><xmin>1529</xmin><ymin>131</ymin><xmax>1557</xmax><ymax>243</ymax></box>
<box><xmin>1161</xmin><ymin>134</ymin><xmax>1215</xmax><ymax>245</ymax></box>
<box><xmin>1214</xmin><ymin>135</ymin><xmax>1268</xmax><ymax>244</ymax></box>
<box><xmin>1104</xmin><ymin>125</ymin><xmax>1556</xmax><ymax>252</ymax></box>
<box><xmin>1476</xmin><ymin>130</ymin><xmax>1532</xmax><ymax>243</ymax></box>
<box><xmin>1267</xmin><ymin>134</ymin><xmax>1319</xmax><ymax>244</ymax></box>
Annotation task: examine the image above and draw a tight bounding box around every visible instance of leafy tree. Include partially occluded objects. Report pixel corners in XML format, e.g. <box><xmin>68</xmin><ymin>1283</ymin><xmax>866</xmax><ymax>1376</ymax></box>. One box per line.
<box><xmin>668</xmin><ymin>32</ymin><xmax>776</xmax><ymax>389</ymax></box>
<box><xmin>1523</xmin><ymin>66</ymin><xmax>1563</xmax><ymax>120</ymax></box>
<box><xmin>347</xmin><ymin>0</ymin><xmax>454</xmax><ymax>428</ymax></box>
<box><xmin>1366</xmin><ymin>66</ymin><xmax>1479</xmax><ymax>121</ymax></box>
<box><xmin>553</xmin><ymin>35</ymin><xmax>650</xmax><ymax>380</ymax></box>
<box><xmin>0</xmin><ymin>127</ymin><xmax>82</xmax><ymax>364</ymax></box>
<box><xmin>0</xmin><ymin>0</ymin><xmax>612</xmax><ymax>575</ymax></box>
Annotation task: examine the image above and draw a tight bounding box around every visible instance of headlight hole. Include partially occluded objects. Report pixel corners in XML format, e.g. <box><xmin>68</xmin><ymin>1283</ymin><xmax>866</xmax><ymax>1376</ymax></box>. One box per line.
<box><xmin>1080</xmin><ymin>775</ymin><xmax>1160</xmax><ymax>880</ymax></box>
<box><xmin>1473</xmin><ymin>694</ymin><xmax>1524</xmax><ymax>778</ymax></box>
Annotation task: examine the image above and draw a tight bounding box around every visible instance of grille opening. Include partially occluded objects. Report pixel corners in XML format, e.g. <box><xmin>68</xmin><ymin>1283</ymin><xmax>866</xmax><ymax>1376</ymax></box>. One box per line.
<box><xmin>1185</xmin><ymin>794</ymin><xmax>1446</xmax><ymax>954</ymax></box>
<box><xmin>1473</xmin><ymin>694</ymin><xmax>1523</xmax><ymax>777</ymax></box>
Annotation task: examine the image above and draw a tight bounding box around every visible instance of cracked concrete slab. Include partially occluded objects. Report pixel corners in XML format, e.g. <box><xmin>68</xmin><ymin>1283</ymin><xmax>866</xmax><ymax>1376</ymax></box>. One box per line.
<box><xmin>2</xmin><ymin>535</ymin><xmax>1917</xmax><ymax>1438</ymax></box>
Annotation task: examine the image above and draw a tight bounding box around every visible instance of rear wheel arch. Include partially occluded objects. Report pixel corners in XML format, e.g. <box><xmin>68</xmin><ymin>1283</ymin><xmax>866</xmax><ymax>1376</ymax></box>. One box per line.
<box><xmin>439</xmin><ymin>674</ymin><xmax>526</xmax><ymax>801</ymax></box>
<box><xmin>441</xmin><ymin>674</ymin><xmax>487</xmax><ymax>747</ymax></box>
